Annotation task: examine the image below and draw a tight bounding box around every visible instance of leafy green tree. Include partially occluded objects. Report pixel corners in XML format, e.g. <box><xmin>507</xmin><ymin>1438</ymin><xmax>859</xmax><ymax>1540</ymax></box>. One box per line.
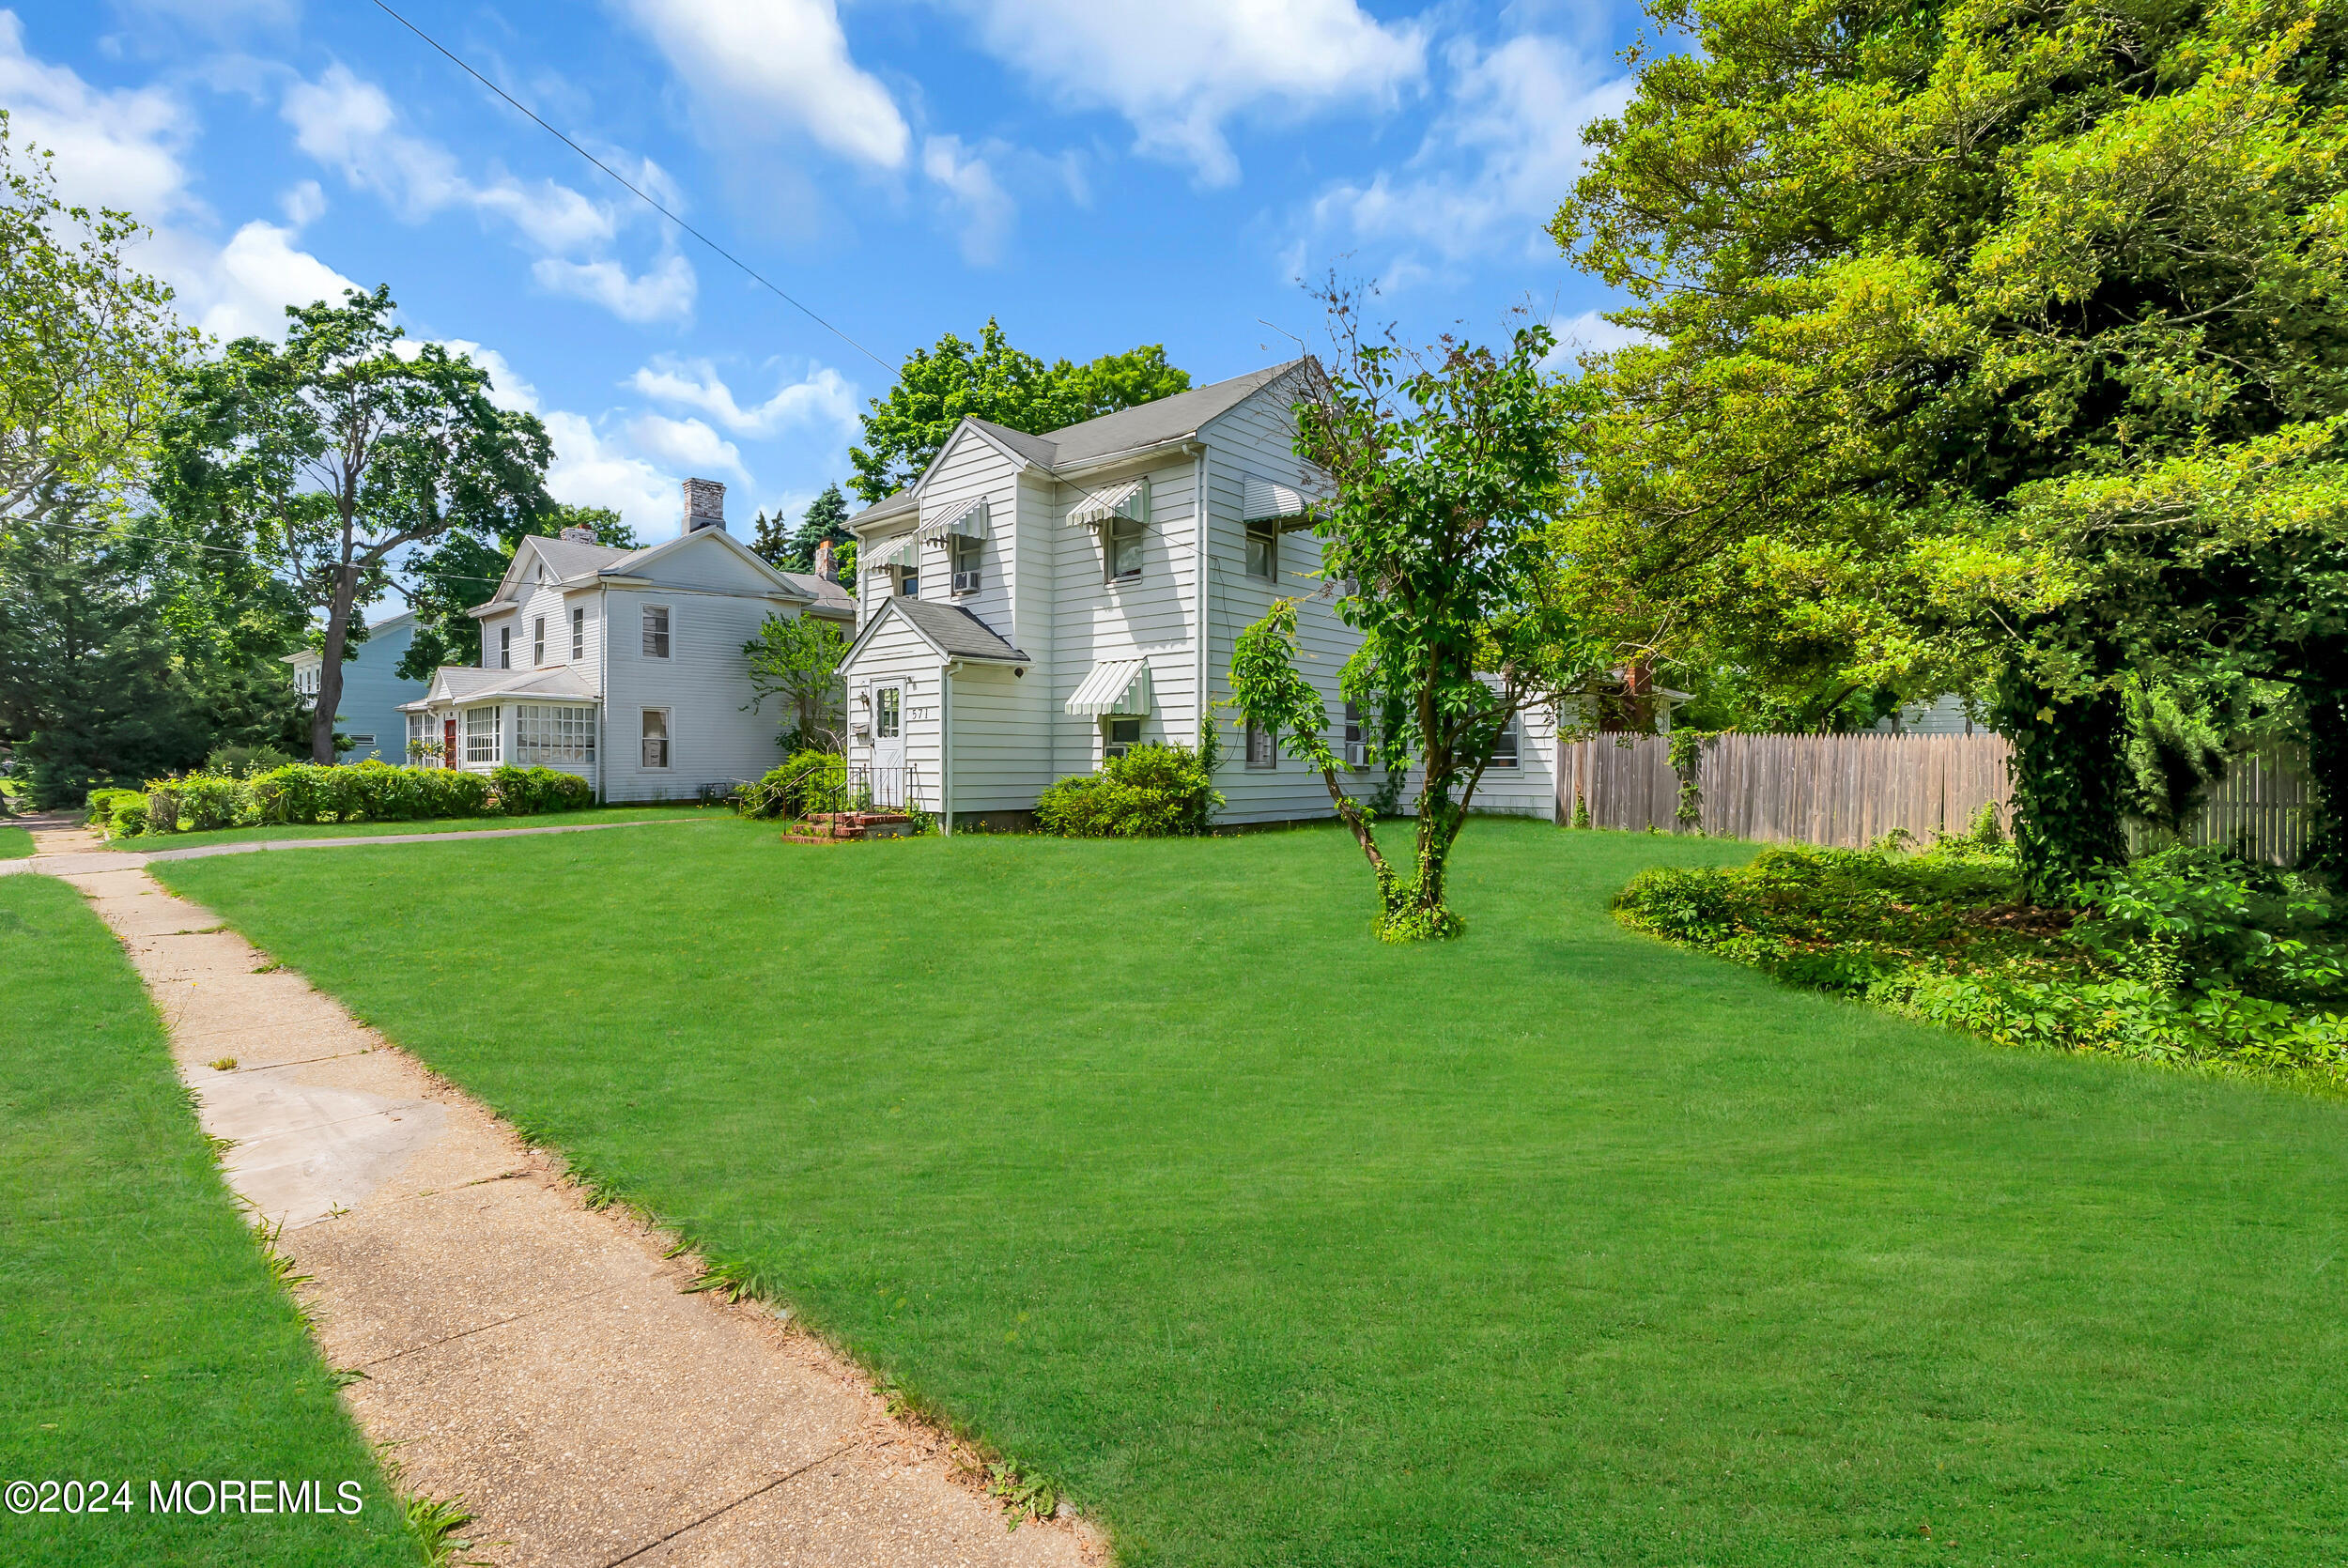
<box><xmin>397</xmin><ymin>502</ymin><xmax>635</xmax><ymax>679</ymax></box>
<box><xmin>742</xmin><ymin>610</ymin><xmax>847</xmax><ymax>752</ymax></box>
<box><xmin>1555</xmin><ymin>0</ymin><xmax>2348</xmax><ymax>894</ymax></box>
<box><xmin>849</xmin><ymin>320</ymin><xmax>1189</xmax><ymax>501</ymax></box>
<box><xmin>159</xmin><ymin>286</ymin><xmax>553</xmax><ymax>761</ymax></box>
<box><xmin>1228</xmin><ymin>304</ymin><xmax>1600</xmax><ymax>942</ymax></box>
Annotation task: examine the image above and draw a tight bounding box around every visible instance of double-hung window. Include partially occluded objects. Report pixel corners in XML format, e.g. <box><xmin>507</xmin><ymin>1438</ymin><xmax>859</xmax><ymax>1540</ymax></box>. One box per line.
<box><xmin>950</xmin><ymin>534</ymin><xmax>981</xmax><ymax>595</ymax></box>
<box><xmin>570</xmin><ymin>607</ymin><xmax>584</xmax><ymax>660</ymax></box>
<box><xmin>897</xmin><ymin>565</ymin><xmax>919</xmax><ymax>597</ymax></box>
<box><xmin>1104</xmin><ymin>716</ymin><xmax>1141</xmax><ymax>761</ymax></box>
<box><xmin>1489</xmin><ymin>711</ymin><xmax>1521</xmax><ymax>768</ymax></box>
<box><xmin>1245</xmin><ymin>720</ymin><xmax>1276</xmax><ymax>769</ymax></box>
<box><xmin>1344</xmin><ymin>701</ymin><xmax>1368</xmax><ymax>769</ymax></box>
<box><xmin>641</xmin><ymin>709</ymin><xmax>670</xmax><ymax>768</ymax></box>
<box><xmin>642</xmin><ymin>605</ymin><xmax>671</xmax><ymax>658</ymax></box>
<box><xmin>498</xmin><ymin>626</ymin><xmax>512</xmax><ymax>669</ymax></box>
<box><xmin>1244</xmin><ymin>519</ymin><xmax>1277</xmax><ymax>581</ymax></box>
<box><xmin>463</xmin><ymin>705</ymin><xmax>502</xmax><ymax>764</ymax></box>
<box><xmin>1105</xmin><ymin>515</ymin><xmax>1144</xmax><ymax>582</ymax></box>
<box><xmin>533</xmin><ymin>615</ymin><xmax>546</xmax><ymax>666</ymax></box>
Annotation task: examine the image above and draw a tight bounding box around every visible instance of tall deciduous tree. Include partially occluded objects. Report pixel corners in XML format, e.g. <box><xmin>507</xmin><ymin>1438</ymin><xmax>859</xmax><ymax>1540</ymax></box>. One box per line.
<box><xmin>160</xmin><ymin>287</ymin><xmax>553</xmax><ymax>762</ymax></box>
<box><xmin>1229</xmin><ymin>303</ymin><xmax>1600</xmax><ymax>941</ymax></box>
<box><xmin>1555</xmin><ymin>0</ymin><xmax>2348</xmax><ymax>895</ymax></box>
<box><xmin>849</xmin><ymin>320</ymin><xmax>1189</xmax><ymax>501</ymax></box>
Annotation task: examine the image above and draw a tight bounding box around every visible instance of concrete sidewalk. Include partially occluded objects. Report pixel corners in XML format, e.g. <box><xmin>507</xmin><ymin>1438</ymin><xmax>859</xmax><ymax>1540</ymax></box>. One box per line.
<box><xmin>23</xmin><ymin>820</ymin><xmax>1095</xmax><ymax>1568</ymax></box>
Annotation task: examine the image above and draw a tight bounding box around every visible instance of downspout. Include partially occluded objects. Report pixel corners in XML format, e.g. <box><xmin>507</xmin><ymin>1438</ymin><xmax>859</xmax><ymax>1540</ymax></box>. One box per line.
<box><xmin>596</xmin><ymin>586</ymin><xmax>610</xmax><ymax>804</ymax></box>
<box><xmin>940</xmin><ymin>658</ymin><xmax>962</xmax><ymax>835</ymax></box>
<box><xmin>1192</xmin><ymin>442</ymin><xmax>1210</xmax><ymax>752</ymax></box>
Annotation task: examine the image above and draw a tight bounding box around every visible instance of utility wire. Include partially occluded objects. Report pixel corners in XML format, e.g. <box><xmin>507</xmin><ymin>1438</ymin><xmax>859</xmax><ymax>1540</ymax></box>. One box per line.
<box><xmin>366</xmin><ymin>0</ymin><xmax>893</xmax><ymax>376</ymax></box>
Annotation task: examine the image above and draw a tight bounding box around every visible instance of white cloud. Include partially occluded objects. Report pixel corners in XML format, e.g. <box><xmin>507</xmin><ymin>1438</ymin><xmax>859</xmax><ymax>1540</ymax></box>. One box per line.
<box><xmin>1306</xmin><ymin>34</ymin><xmax>1630</xmax><ymax>270</ymax></box>
<box><xmin>627</xmin><ymin>357</ymin><xmax>857</xmax><ymax>439</ymax></box>
<box><xmin>625</xmin><ymin>412</ymin><xmax>749</xmax><ymax>484</ymax></box>
<box><xmin>532</xmin><ymin>253</ymin><xmax>698</xmax><ymax>325</ymax></box>
<box><xmin>950</xmin><ymin>0</ymin><xmax>1422</xmax><ymax>185</ymax></box>
<box><xmin>279</xmin><ymin>177</ymin><xmax>326</xmax><ymax>226</ymax></box>
<box><xmin>616</xmin><ymin>0</ymin><xmax>909</xmax><ymax>169</ymax></box>
<box><xmin>0</xmin><ymin>14</ymin><xmax>359</xmax><ymax>341</ymax></box>
<box><xmin>281</xmin><ymin>63</ymin><xmax>696</xmax><ymax>324</ymax></box>
<box><xmin>1545</xmin><ymin>308</ymin><xmax>1651</xmax><ymax>364</ymax></box>
<box><xmin>542</xmin><ymin>409</ymin><xmax>686</xmax><ymax>537</ymax></box>
<box><xmin>919</xmin><ymin>134</ymin><xmax>1015</xmax><ymax>264</ymax></box>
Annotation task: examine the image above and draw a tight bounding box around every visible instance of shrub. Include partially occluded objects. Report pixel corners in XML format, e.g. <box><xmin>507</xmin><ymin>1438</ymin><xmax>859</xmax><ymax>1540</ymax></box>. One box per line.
<box><xmin>174</xmin><ymin>774</ymin><xmax>249</xmax><ymax>832</ymax></box>
<box><xmin>490</xmin><ymin>765</ymin><xmax>594</xmax><ymax>815</ymax></box>
<box><xmin>1036</xmin><ymin>743</ymin><xmax>1223</xmax><ymax>838</ymax></box>
<box><xmin>205</xmin><ymin>744</ymin><xmax>295</xmax><ymax>779</ymax></box>
<box><xmin>749</xmin><ymin>750</ymin><xmax>848</xmax><ymax>819</ymax></box>
<box><xmin>1614</xmin><ymin>839</ymin><xmax>2348</xmax><ymax>1085</ymax></box>
<box><xmin>143</xmin><ymin>787</ymin><xmax>183</xmax><ymax>836</ymax></box>
<box><xmin>108</xmin><ymin>796</ymin><xmax>149</xmax><ymax>838</ymax></box>
<box><xmin>85</xmin><ymin>788</ymin><xmax>145</xmax><ymax>831</ymax></box>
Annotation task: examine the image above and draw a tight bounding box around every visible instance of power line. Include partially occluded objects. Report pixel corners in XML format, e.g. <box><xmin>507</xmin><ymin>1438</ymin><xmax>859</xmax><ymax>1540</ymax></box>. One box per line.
<box><xmin>366</xmin><ymin>0</ymin><xmax>894</xmax><ymax>376</ymax></box>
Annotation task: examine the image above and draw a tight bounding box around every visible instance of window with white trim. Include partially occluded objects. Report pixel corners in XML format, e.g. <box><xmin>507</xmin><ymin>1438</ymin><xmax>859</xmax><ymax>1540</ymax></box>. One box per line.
<box><xmin>533</xmin><ymin>615</ymin><xmax>546</xmax><ymax>666</ymax></box>
<box><xmin>1105</xmin><ymin>515</ymin><xmax>1143</xmax><ymax>582</ymax></box>
<box><xmin>463</xmin><ymin>705</ymin><xmax>502</xmax><ymax>764</ymax></box>
<box><xmin>570</xmin><ymin>607</ymin><xmax>584</xmax><ymax>660</ymax></box>
<box><xmin>516</xmin><ymin>704</ymin><xmax>595</xmax><ymax>764</ymax></box>
<box><xmin>897</xmin><ymin>564</ymin><xmax>919</xmax><ymax>597</ymax></box>
<box><xmin>1489</xmin><ymin>710</ymin><xmax>1521</xmax><ymax>768</ymax></box>
<box><xmin>1344</xmin><ymin>701</ymin><xmax>1368</xmax><ymax>769</ymax></box>
<box><xmin>641</xmin><ymin>708</ymin><xmax>670</xmax><ymax>768</ymax></box>
<box><xmin>1244</xmin><ymin>519</ymin><xmax>1277</xmax><ymax>581</ymax></box>
<box><xmin>950</xmin><ymin>534</ymin><xmax>981</xmax><ymax>595</ymax></box>
<box><xmin>406</xmin><ymin>711</ymin><xmax>435</xmax><ymax>761</ymax></box>
<box><xmin>1103</xmin><ymin>716</ymin><xmax>1141</xmax><ymax>761</ymax></box>
<box><xmin>641</xmin><ymin>605</ymin><xmax>671</xmax><ymax>658</ymax></box>
<box><xmin>498</xmin><ymin>625</ymin><xmax>511</xmax><ymax>669</ymax></box>
<box><xmin>1245</xmin><ymin>720</ymin><xmax>1275</xmax><ymax>768</ymax></box>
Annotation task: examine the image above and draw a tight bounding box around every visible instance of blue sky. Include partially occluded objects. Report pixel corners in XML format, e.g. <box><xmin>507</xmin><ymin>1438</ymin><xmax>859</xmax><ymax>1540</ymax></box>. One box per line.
<box><xmin>9</xmin><ymin>0</ymin><xmax>1646</xmax><ymax>546</ymax></box>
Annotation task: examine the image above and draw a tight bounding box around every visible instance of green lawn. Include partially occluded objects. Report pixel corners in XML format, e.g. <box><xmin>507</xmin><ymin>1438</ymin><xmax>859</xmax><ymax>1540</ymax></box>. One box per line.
<box><xmin>158</xmin><ymin>820</ymin><xmax>2348</xmax><ymax>1566</ymax></box>
<box><xmin>113</xmin><ymin>802</ymin><xmax>729</xmax><ymax>853</ymax></box>
<box><xmin>0</xmin><ymin>824</ymin><xmax>30</xmax><ymax>858</ymax></box>
<box><xmin>0</xmin><ymin>876</ymin><xmax>415</xmax><ymax>1566</ymax></box>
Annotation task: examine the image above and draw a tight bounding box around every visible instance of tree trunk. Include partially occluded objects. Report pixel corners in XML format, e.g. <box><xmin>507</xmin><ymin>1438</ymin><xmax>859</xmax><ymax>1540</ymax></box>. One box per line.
<box><xmin>311</xmin><ymin>562</ymin><xmax>357</xmax><ymax>764</ymax></box>
<box><xmin>1992</xmin><ymin>667</ymin><xmax>2129</xmax><ymax>902</ymax></box>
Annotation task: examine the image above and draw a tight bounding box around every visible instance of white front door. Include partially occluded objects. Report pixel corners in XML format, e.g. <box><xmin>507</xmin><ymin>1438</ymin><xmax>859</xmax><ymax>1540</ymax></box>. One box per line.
<box><xmin>873</xmin><ymin>684</ymin><xmax>904</xmax><ymax>779</ymax></box>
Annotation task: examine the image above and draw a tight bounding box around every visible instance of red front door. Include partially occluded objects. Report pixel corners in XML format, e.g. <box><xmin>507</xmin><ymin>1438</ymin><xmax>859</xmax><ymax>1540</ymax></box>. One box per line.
<box><xmin>442</xmin><ymin>718</ymin><xmax>458</xmax><ymax>769</ymax></box>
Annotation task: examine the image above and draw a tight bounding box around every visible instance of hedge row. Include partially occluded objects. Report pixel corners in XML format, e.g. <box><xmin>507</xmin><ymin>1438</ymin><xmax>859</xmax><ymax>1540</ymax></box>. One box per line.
<box><xmin>90</xmin><ymin>761</ymin><xmax>593</xmax><ymax>837</ymax></box>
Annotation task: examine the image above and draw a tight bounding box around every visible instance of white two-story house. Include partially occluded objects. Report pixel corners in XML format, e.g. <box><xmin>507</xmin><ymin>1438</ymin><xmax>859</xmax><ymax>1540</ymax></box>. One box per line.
<box><xmin>842</xmin><ymin>360</ymin><xmax>1568</xmax><ymax>828</ymax></box>
<box><xmin>400</xmin><ymin>480</ymin><xmax>853</xmax><ymax>801</ymax></box>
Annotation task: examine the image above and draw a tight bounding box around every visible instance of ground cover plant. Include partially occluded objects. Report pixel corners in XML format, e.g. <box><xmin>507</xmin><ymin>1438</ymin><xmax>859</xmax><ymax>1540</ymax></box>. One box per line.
<box><xmin>1615</xmin><ymin>838</ymin><xmax>2348</xmax><ymax>1086</ymax></box>
<box><xmin>0</xmin><ymin>875</ymin><xmax>415</xmax><ymax>1566</ymax></box>
<box><xmin>100</xmin><ymin>804</ymin><xmax>724</xmax><ymax>854</ymax></box>
<box><xmin>159</xmin><ymin>820</ymin><xmax>2348</xmax><ymax>1565</ymax></box>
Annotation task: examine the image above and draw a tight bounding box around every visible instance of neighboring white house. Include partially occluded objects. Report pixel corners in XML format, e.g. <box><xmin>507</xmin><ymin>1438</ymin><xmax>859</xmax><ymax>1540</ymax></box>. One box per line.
<box><xmin>400</xmin><ymin>480</ymin><xmax>855</xmax><ymax>802</ymax></box>
<box><xmin>285</xmin><ymin>609</ymin><xmax>427</xmax><ymax>761</ymax></box>
<box><xmin>841</xmin><ymin>360</ymin><xmax>1581</xmax><ymax>828</ymax></box>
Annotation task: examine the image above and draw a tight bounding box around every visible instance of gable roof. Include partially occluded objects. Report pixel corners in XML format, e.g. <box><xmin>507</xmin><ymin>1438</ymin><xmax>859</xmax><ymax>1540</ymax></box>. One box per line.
<box><xmin>846</xmin><ymin>358</ymin><xmax>1309</xmax><ymax>530</ymax></box>
<box><xmin>473</xmin><ymin>527</ymin><xmax>814</xmax><ymax>614</ymax></box>
<box><xmin>839</xmin><ymin>596</ymin><xmax>1029</xmax><ymax>671</ymax></box>
<box><xmin>778</xmin><ymin>570</ymin><xmax>854</xmax><ymax>621</ymax></box>
<box><xmin>405</xmin><ymin>664</ymin><xmax>596</xmax><ymax>709</ymax></box>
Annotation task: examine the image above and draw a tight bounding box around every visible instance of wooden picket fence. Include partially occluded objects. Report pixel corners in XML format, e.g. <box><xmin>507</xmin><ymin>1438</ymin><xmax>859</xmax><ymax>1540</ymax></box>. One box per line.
<box><xmin>1558</xmin><ymin>732</ymin><xmax>2313</xmax><ymax>863</ymax></box>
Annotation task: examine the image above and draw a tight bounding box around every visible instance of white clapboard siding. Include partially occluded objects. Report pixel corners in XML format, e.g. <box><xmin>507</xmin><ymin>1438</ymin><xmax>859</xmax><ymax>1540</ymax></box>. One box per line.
<box><xmin>1049</xmin><ymin>453</ymin><xmax>1201</xmax><ymax>776</ymax></box>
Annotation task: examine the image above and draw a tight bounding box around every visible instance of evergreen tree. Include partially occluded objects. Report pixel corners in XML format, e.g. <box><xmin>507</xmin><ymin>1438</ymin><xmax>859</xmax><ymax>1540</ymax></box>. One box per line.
<box><xmin>749</xmin><ymin>506</ymin><xmax>791</xmax><ymax>567</ymax></box>
<box><xmin>782</xmin><ymin>484</ymin><xmax>851</xmax><ymax>573</ymax></box>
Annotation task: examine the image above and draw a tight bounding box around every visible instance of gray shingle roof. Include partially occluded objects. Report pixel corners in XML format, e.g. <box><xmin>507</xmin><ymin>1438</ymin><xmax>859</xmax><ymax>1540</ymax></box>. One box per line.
<box><xmin>779</xmin><ymin>571</ymin><xmax>855</xmax><ymax>620</ymax></box>
<box><xmin>528</xmin><ymin>535</ymin><xmax>639</xmax><ymax>578</ymax></box>
<box><xmin>845</xmin><ymin>359</ymin><xmax>1307</xmax><ymax>528</ymax></box>
<box><xmin>892</xmin><ymin>598</ymin><xmax>1028</xmax><ymax>663</ymax></box>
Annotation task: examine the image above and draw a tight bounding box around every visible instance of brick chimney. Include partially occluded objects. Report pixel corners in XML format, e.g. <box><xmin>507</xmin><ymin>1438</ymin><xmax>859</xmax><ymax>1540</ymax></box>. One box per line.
<box><xmin>683</xmin><ymin>477</ymin><xmax>727</xmax><ymax>532</ymax></box>
<box><xmin>814</xmin><ymin>538</ymin><xmax>837</xmax><ymax>582</ymax></box>
<box><xmin>560</xmin><ymin>523</ymin><xmax>596</xmax><ymax>544</ymax></box>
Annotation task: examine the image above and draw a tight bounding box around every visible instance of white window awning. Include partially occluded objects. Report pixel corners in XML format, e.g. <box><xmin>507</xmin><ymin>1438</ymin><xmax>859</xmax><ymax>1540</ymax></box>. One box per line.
<box><xmin>1244</xmin><ymin>475</ymin><xmax>1325</xmax><ymax>528</ymax></box>
<box><xmin>1069</xmin><ymin>476</ymin><xmax>1148</xmax><ymax>528</ymax></box>
<box><xmin>864</xmin><ymin>530</ymin><xmax>920</xmax><ymax>570</ymax></box>
<box><xmin>919</xmin><ymin>497</ymin><xmax>989</xmax><ymax>545</ymax></box>
<box><xmin>1066</xmin><ymin>658</ymin><xmax>1153</xmax><ymax>717</ymax></box>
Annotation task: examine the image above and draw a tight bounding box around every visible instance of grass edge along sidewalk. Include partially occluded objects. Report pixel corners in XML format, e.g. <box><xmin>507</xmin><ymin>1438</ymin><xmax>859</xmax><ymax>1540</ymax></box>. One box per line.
<box><xmin>158</xmin><ymin>820</ymin><xmax>2348</xmax><ymax>1566</ymax></box>
<box><xmin>0</xmin><ymin>875</ymin><xmax>425</xmax><ymax>1567</ymax></box>
<box><xmin>0</xmin><ymin>824</ymin><xmax>31</xmax><ymax>859</ymax></box>
<box><xmin>99</xmin><ymin>802</ymin><xmax>734</xmax><ymax>855</ymax></box>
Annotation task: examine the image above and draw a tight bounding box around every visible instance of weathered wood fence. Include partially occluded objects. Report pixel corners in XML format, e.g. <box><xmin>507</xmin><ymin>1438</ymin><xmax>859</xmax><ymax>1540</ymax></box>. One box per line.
<box><xmin>1558</xmin><ymin>732</ymin><xmax>2313</xmax><ymax>862</ymax></box>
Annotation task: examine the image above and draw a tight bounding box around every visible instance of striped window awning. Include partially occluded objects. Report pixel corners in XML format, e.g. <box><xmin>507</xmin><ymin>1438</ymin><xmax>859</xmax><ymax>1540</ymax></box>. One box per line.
<box><xmin>1066</xmin><ymin>658</ymin><xmax>1153</xmax><ymax>717</ymax></box>
<box><xmin>864</xmin><ymin>530</ymin><xmax>920</xmax><ymax>570</ymax></box>
<box><xmin>919</xmin><ymin>497</ymin><xmax>989</xmax><ymax>545</ymax></box>
<box><xmin>1068</xmin><ymin>476</ymin><xmax>1148</xmax><ymax>528</ymax></box>
<box><xmin>1243</xmin><ymin>475</ymin><xmax>1325</xmax><ymax>527</ymax></box>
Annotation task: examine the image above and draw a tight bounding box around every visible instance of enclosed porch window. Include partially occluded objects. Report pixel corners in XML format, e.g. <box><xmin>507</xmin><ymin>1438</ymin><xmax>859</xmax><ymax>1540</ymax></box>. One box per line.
<box><xmin>463</xmin><ymin>705</ymin><xmax>502</xmax><ymax>764</ymax></box>
<box><xmin>516</xmin><ymin>704</ymin><xmax>595</xmax><ymax>765</ymax></box>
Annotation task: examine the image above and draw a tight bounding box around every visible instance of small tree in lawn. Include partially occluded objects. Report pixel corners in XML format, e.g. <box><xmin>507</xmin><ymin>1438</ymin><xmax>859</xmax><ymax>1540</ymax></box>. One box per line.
<box><xmin>1229</xmin><ymin>300</ymin><xmax>1599</xmax><ymax>942</ymax></box>
<box><xmin>743</xmin><ymin>611</ymin><xmax>848</xmax><ymax>752</ymax></box>
<box><xmin>160</xmin><ymin>286</ymin><xmax>551</xmax><ymax>763</ymax></box>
